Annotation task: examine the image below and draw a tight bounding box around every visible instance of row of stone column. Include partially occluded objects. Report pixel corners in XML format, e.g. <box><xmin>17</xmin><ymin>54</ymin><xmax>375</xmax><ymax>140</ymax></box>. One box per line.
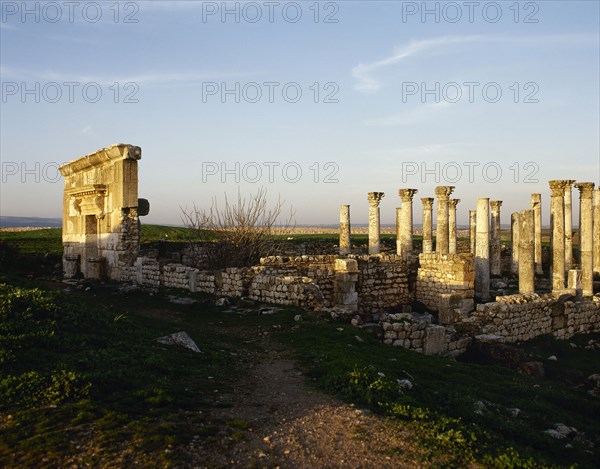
<box><xmin>340</xmin><ymin>186</ymin><xmax>463</xmax><ymax>258</ymax></box>
<box><xmin>511</xmin><ymin>194</ymin><xmax>543</xmax><ymax>276</ymax></box>
<box><xmin>340</xmin><ymin>183</ymin><xmax>599</xmax><ymax>299</ymax></box>
<box><xmin>549</xmin><ymin>180</ymin><xmax>597</xmax><ymax>297</ymax></box>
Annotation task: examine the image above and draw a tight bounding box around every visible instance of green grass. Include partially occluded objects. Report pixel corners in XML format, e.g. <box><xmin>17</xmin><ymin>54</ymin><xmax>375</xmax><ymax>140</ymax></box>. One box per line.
<box><xmin>1</xmin><ymin>231</ymin><xmax>598</xmax><ymax>467</ymax></box>
<box><xmin>0</xmin><ymin>278</ymin><xmax>244</xmax><ymax>467</ymax></box>
<box><xmin>0</xmin><ymin>228</ymin><xmax>62</xmax><ymax>255</ymax></box>
<box><xmin>277</xmin><ymin>319</ymin><xmax>600</xmax><ymax>468</ymax></box>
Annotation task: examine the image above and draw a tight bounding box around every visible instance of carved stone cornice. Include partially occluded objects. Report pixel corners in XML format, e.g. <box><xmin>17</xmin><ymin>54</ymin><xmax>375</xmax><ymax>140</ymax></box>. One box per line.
<box><xmin>434</xmin><ymin>186</ymin><xmax>454</xmax><ymax>200</ymax></box>
<box><xmin>66</xmin><ymin>184</ymin><xmax>107</xmax><ymax>219</ymax></box>
<box><xmin>368</xmin><ymin>192</ymin><xmax>385</xmax><ymax>206</ymax></box>
<box><xmin>398</xmin><ymin>189</ymin><xmax>418</xmax><ymax>203</ymax></box>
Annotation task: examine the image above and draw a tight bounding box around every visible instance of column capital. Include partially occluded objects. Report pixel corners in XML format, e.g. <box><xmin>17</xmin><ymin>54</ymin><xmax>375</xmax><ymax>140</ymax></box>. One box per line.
<box><xmin>549</xmin><ymin>180</ymin><xmax>568</xmax><ymax>197</ymax></box>
<box><xmin>448</xmin><ymin>198</ymin><xmax>460</xmax><ymax>208</ymax></box>
<box><xmin>367</xmin><ymin>192</ymin><xmax>385</xmax><ymax>206</ymax></box>
<box><xmin>575</xmin><ymin>182</ymin><xmax>595</xmax><ymax>198</ymax></box>
<box><xmin>563</xmin><ymin>179</ymin><xmax>577</xmax><ymax>188</ymax></box>
<box><xmin>434</xmin><ymin>186</ymin><xmax>455</xmax><ymax>200</ymax></box>
<box><xmin>469</xmin><ymin>210</ymin><xmax>476</xmax><ymax>217</ymax></box>
<box><xmin>490</xmin><ymin>200</ymin><xmax>502</xmax><ymax>211</ymax></box>
<box><xmin>398</xmin><ymin>188</ymin><xmax>418</xmax><ymax>202</ymax></box>
<box><xmin>420</xmin><ymin>197</ymin><xmax>434</xmax><ymax>208</ymax></box>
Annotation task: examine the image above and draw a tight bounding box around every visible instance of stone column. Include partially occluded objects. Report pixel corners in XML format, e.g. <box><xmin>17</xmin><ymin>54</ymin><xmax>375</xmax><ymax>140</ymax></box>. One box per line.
<box><xmin>368</xmin><ymin>192</ymin><xmax>384</xmax><ymax>255</ymax></box>
<box><xmin>469</xmin><ymin>210</ymin><xmax>476</xmax><ymax>255</ymax></box>
<box><xmin>475</xmin><ymin>197</ymin><xmax>490</xmax><ymax>301</ymax></box>
<box><xmin>490</xmin><ymin>201</ymin><xmax>502</xmax><ymax>276</ymax></box>
<box><xmin>339</xmin><ymin>204</ymin><xmax>351</xmax><ymax>255</ymax></box>
<box><xmin>568</xmin><ymin>269</ymin><xmax>583</xmax><ymax>302</ymax></box>
<box><xmin>518</xmin><ymin>209</ymin><xmax>535</xmax><ymax>294</ymax></box>
<box><xmin>575</xmin><ymin>182</ymin><xmax>595</xmax><ymax>297</ymax></box>
<box><xmin>448</xmin><ymin>199</ymin><xmax>460</xmax><ymax>254</ymax></box>
<box><xmin>594</xmin><ymin>189</ymin><xmax>600</xmax><ymax>275</ymax></box>
<box><xmin>564</xmin><ymin>180</ymin><xmax>576</xmax><ymax>272</ymax></box>
<box><xmin>421</xmin><ymin>198</ymin><xmax>434</xmax><ymax>254</ymax></box>
<box><xmin>434</xmin><ymin>186</ymin><xmax>455</xmax><ymax>254</ymax></box>
<box><xmin>530</xmin><ymin>194</ymin><xmax>543</xmax><ymax>275</ymax></box>
<box><xmin>549</xmin><ymin>180</ymin><xmax>567</xmax><ymax>293</ymax></box>
<box><xmin>511</xmin><ymin>212</ymin><xmax>520</xmax><ymax>275</ymax></box>
<box><xmin>395</xmin><ymin>207</ymin><xmax>402</xmax><ymax>255</ymax></box>
<box><xmin>398</xmin><ymin>189</ymin><xmax>418</xmax><ymax>259</ymax></box>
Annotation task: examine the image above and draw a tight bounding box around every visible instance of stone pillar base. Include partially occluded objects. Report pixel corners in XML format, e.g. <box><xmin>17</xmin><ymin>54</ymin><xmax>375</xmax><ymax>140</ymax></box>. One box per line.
<box><xmin>63</xmin><ymin>254</ymin><xmax>81</xmax><ymax>279</ymax></box>
<box><xmin>86</xmin><ymin>257</ymin><xmax>105</xmax><ymax>279</ymax></box>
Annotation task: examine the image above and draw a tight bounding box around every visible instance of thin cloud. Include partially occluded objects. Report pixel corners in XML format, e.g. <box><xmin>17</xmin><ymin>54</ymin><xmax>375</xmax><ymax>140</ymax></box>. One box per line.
<box><xmin>352</xmin><ymin>33</ymin><xmax>598</xmax><ymax>93</ymax></box>
<box><xmin>0</xmin><ymin>66</ymin><xmax>264</xmax><ymax>86</ymax></box>
<box><xmin>364</xmin><ymin>102</ymin><xmax>452</xmax><ymax>127</ymax></box>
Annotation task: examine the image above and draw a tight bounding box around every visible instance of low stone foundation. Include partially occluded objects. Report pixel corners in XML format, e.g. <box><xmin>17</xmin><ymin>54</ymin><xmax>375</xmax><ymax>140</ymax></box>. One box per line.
<box><xmin>111</xmin><ymin>252</ymin><xmax>600</xmax><ymax>357</ymax></box>
<box><xmin>470</xmin><ymin>294</ymin><xmax>600</xmax><ymax>342</ymax></box>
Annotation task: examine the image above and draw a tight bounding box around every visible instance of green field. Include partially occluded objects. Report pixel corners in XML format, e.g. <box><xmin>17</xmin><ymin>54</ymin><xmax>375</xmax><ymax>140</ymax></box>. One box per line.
<box><xmin>0</xmin><ymin>229</ymin><xmax>598</xmax><ymax>467</ymax></box>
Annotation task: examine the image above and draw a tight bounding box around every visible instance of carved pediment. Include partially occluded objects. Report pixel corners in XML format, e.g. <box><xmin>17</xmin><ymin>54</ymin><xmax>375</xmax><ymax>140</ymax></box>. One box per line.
<box><xmin>66</xmin><ymin>184</ymin><xmax>107</xmax><ymax>219</ymax></box>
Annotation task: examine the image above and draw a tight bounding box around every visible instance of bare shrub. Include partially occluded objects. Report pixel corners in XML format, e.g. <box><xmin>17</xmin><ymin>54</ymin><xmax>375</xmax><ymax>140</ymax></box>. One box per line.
<box><xmin>181</xmin><ymin>188</ymin><xmax>295</xmax><ymax>268</ymax></box>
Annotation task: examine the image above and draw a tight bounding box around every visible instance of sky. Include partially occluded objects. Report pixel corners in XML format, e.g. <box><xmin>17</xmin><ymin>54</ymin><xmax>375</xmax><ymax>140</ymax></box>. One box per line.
<box><xmin>1</xmin><ymin>0</ymin><xmax>599</xmax><ymax>227</ymax></box>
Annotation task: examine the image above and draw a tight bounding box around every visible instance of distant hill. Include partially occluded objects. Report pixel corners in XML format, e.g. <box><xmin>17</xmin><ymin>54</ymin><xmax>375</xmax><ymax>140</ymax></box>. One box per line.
<box><xmin>0</xmin><ymin>216</ymin><xmax>62</xmax><ymax>228</ymax></box>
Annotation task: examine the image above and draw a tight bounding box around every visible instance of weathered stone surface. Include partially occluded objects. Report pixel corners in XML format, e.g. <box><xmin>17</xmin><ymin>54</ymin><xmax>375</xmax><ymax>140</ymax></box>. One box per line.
<box><xmin>549</xmin><ymin>180</ymin><xmax>567</xmax><ymax>292</ymax></box>
<box><xmin>59</xmin><ymin>144</ymin><xmax>143</xmax><ymax>281</ymax></box>
<box><xmin>517</xmin><ymin>361</ymin><xmax>545</xmax><ymax>378</ymax></box>
<box><xmin>421</xmin><ymin>197</ymin><xmax>434</xmax><ymax>253</ymax></box>
<box><xmin>593</xmin><ymin>189</ymin><xmax>600</xmax><ymax>275</ymax></box>
<box><xmin>434</xmin><ymin>186</ymin><xmax>454</xmax><ymax>254</ymax></box>
<box><xmin>475</xmin><ymin>198</ymin><xmax>490</xmax><ymax>301</ymax></box>
<box><xmin>448</xmin><ymin>198</ymin><xmax>460</xmax><ymax>255</ymax></box>
<box><xmin>518</xmin><ymin>209</ymin><xmax>535</xmax><ymax>294</ymax></box>
<box><xmin>490</xmin><ymin>200</ymin><xmax>502</xmax><ymax>276</ymax></box>
<box><xmin>398</xmin><ymin>189</ymin><xmax>418</xmax><ymax>259</ymax></box>
<box><xmin>339</xmin><ymin>205</ymin><xmax>351</xmax><ymax>255</ymax></box>
<box><xmin>469</xmin><ymin>210</ymin><xmax>476</xmax><ymax>255</ymax></box>
<box><xmin>575</xmin><ymin>182</ymin><xmax>595</xmax><ymax>296</ymax></box>
<box><xmin>563</xmin><ymin>180</ymin><xmax>576</xmax><ymax>272</ymax></box>
<box><xmin>156</xmin><ymin>331</ymin><xmax>202</xmax><ymax>353</ymax></box>
<box><xmin>511</xmin><ymin>212</ymin><xmax>520</xmax><ymax>275</ymax></box>
<box><xmin>367</xmin><ymin>192</ymin><xmax>384</xmax><ymax>255</ymax></box>
<box><xmin>530</xmin><ymin>194</ymin><xmax>543</xmax><ymax>275</ymax></box>
<box><xmin>423</xmin><ymin>325</ymin><xmax>446</xmax><ymax>355</ymax></box>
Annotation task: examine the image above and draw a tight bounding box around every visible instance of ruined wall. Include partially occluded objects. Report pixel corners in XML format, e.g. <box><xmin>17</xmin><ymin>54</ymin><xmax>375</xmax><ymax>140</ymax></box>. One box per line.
<box><xmin>259</xmin><ymin>255</ymin><xmax>338</xmax><ymax>307</ymax></box>
<box><xmin>470</xmin><ymin>294</ymin><xmax>600</xmax><ymax>342</ymax></box>
<box><xmin>379</xmin><ymin>313</ymin><xmax>472</xmax><ymax>355</ymax></box>
<box><xmin>60</xmin><ymin>144</ymin><xmax>143</xmax><ymax>281</ymax></box>
<box><xmin>353</xmin><ymin>255</ymin><xmax>412</xmax><ymax>311</ymax></box>
<box><xmin>121</xmin><ymin>257</ymin><xmax>326</xmax><ymax>310</ymax></box>
<box><xmin>180</xmin><ymin>241</ymin><xmax>339</xmax><ymax>269</ymax></box>
<box><xmin>416</xmin><ymin>253</ymin><xmax>474</xmax><ymax>312</ymax></box>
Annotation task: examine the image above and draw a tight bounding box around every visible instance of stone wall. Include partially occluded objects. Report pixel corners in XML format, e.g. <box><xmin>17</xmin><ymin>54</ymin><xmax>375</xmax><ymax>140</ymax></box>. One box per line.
<box><xmin>259</xmin><ymin>255</ymin><xmax>337</xmax><ymax>307</ymax></box>
<box><xmin>180</xmin><ymin>241</ymin><xmax>339</xmax><ymax>269</ymax></box>
<box><xmin>121</xmin><ymin>256</ymin><xmax>327</xmax><ymax>310</ymax></box>
<box><xmin>470</xmin><ymin>294</ymin><xmax>600</xmax><ymax>342</ymax></box>
<box><xmin>416</xmin><ymin>253</ymin><xmax>474</xmax><ymax>313</ymax></box>
<box><xmin>378</xmin><ymin>313</ymin><xmax>472</xmax><ymax>356</ymax></box>
<box><xmin>353</xmin><ymin>255</ymin><xmax>412</xmax><ymax>311</ymax></box>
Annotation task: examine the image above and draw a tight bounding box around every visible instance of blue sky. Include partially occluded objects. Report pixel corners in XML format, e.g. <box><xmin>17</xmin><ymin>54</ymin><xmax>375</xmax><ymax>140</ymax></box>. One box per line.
<box><xmin>1</xmin><ymin>0</ymin><xmax>599</xmax><ymax>226</ymax></box>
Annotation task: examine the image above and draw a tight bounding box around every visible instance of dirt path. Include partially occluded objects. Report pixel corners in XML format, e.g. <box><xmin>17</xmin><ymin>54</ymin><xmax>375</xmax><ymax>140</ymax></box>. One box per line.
<box><xmin>185</xmin><ymin>336</ymin><xmax>424</xmax><ymax>468</ymax></box>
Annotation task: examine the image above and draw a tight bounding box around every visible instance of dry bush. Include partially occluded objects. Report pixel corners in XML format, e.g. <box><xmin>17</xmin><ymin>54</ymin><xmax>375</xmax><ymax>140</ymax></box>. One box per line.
<box><xmin>181</xmin><ymin>188</ymin><xmax>295</xmax><ymax>268</ymax></box>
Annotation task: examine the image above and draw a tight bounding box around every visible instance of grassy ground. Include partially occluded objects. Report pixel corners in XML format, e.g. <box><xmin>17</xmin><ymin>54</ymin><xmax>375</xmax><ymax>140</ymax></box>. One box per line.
<box><xmin>0</xmin><ymin>229</ymin><xmax>598</xmax><ymax>467</ymax></box>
